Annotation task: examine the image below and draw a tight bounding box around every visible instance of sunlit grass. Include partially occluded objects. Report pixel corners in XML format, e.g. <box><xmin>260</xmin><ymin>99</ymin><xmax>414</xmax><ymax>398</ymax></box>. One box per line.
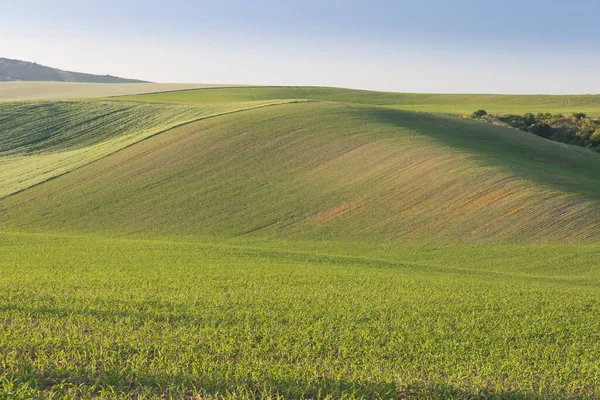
<box><xmin>111</xmin><ymin>87</ymin><xmax>600</xmax><ymax>116</ymax></box>
<box><xmin>3</xmin><ymin>87</ymin><xmax>600</xmax><ymax>399</ymax></box>
<box><xmin>1</xmin><ymin>233</ymin><xmax>599</xmax><ymax>399</ymax></box>
<box><xmin>0</xmin><ymin>99</ymin><xmax>304</xmax><ymax>198</ymax></box>
<box><xmin>2</xmin><ymin>103</ymin><xmax>600</xmax><ymax>243</ymax></box>
<box><xmin>0</xmin><ymin>82</ymin><xmax>231</xmax><ymax>101</ymax></box>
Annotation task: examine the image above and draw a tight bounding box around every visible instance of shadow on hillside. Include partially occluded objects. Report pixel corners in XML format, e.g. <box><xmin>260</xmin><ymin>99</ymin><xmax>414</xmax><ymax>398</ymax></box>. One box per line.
<box><xmin>356</xmin><ymin>106</ymin><xmax>600</xmax><ymax>200</ymax></box>
<box><xmin>6</xmin><ymin>366</ymin><xmax>568</xmax><ymax>399</ymax></box>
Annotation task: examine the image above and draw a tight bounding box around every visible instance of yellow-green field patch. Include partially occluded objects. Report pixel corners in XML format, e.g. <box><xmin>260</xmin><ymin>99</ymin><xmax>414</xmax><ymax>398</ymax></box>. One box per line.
<box><xmin>0</xmin><ymin>99</ymin><xmax>306</xmax><ymax>198</ymax></box>
<box><xmin>0</xmin><ymin>81</ymin><xmax>239</xmax><ymax>100</ymax></box>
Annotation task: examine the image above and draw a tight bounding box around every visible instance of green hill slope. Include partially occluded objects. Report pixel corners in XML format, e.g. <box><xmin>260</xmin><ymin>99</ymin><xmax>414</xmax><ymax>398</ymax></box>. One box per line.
<box><xmin>0</xmin><ymin>99</ymin><xmax>304</xmax><ymax>198</ymax></box>
<box><xmin>2</xmin><ymin>102</ymin><xmax>600</xmax><ymax>243</ymax></box>
<box><xmin>112</xmin><ymin>86</ymin><xmax>600</xmax><ymax>115</ymax></box>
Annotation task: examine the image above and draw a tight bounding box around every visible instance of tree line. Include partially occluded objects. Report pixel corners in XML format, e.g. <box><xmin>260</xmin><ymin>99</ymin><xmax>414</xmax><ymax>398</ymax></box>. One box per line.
<box><xmin>471</xmin><ymin>110</ymin><xmax>600</xmax><ymax>150</ymax></box>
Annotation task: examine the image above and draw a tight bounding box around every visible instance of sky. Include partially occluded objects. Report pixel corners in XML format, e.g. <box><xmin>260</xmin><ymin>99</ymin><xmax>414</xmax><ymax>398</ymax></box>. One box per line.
<box><xmin>1</xmin><ymin>0</ymin><xmax>600</xmax><ymax>94</ymax></box>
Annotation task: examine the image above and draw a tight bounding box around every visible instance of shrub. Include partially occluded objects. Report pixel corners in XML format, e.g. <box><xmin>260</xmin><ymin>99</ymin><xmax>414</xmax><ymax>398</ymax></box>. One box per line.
<box><xmin>529</xmin><ymin>122</ymin><xmax>553</xmax><ymax>138</ymax></box>
<box><xmin>579</xmin><ymin>119</ymin><xmax>597</xmax><ymax>139</ymax></box>
<box><xmin>573</xmin><ymin>112</ymin><xmax>587</xmax><ymax>120</ymax></box>
<box><xmin>522</xmin><ymin>113</ymin><xmax>536</xmax><ymax>126</ymax></box>
<box><xmin>536</xmin><ymin>113</ymin><xmax>552</xmax><ymax>121</ymax></box>
<box><xmin>590</xmin><ymin>128</ymin><xmax>600</xmax><ymax>143</ymax></box>
<box><xmin>498</xmin><ymin>114</ymin><xmax>528</xmax><ymax>130</ymax></box>
<box><xmin>472</xmin><ymin>109</ymin><xmax>488</xmax><ymax>118</ymax></box>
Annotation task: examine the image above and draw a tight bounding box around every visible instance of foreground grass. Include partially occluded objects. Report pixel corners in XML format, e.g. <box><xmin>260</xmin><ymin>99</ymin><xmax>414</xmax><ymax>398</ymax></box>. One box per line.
<box><xmin>1</xmin><ymin>232</ymin><xmax>599</xmax><ymax>399</ymax></box>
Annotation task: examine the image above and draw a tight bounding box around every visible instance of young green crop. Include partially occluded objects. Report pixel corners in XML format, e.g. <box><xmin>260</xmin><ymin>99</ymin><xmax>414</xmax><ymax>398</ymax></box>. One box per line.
<box><xmin>0</xmin><ymin>99</ymin><xmax>304</xmax><ymax>198</ymax></box>
<box><xmin>1</xmin><ymin>233</ymin><xmax>599</xmax><ymax>399</ymax></box>
<box><xmin>2</xmin><ymin>102</ymin><xmax>600</xmax><ymax>244</ymax></box>
<box><xmin>3</xmin><ymin>85</ymin><xmax>600</xmax><ymax>399</ymax></box>
<box><xmin>111</xmin><ymin>86</ymin><xmax>600</xmax><ymax>116</ymax></box>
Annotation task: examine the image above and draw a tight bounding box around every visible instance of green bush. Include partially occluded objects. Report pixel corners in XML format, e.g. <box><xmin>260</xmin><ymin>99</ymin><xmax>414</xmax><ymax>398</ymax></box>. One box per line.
<box><xmin>522</xmin><ymin>113</ymin><xmax>536</xmax><ymax>126</ymax></box>
<box><xmin>536</xmin><ymin>112</ymin><xmax>552</xmax><ymax>121</ymax></box>
<box><xmin>472</xmin><ymin>109</ymin><xmax>488</xmax><ymax>118</ymax></box>
<box><xmin>529</xmin><ymin>122</ymin><xmax>553</xmax><ymax>138</ymax></box>
<box><xmin>475</xmin><ymin>110</ymin><xmax>600</xmax><ymax>149</ymax></box>
<box><xmin>579</xmin><ymin>119</ymin><xmax>597</xmax><ymax>139</ymax></box>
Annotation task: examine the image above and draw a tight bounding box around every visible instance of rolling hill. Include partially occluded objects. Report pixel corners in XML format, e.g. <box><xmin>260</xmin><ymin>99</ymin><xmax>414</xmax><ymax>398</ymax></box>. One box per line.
<box><xmin>1</xmin><ymin>91</ymin><xmax>600</xmax><ymax>243</ymax></box>
<box><xmin>0</xmin><ymin>57</ymin><xmax>147</xmax><ymax>83</ymax></box>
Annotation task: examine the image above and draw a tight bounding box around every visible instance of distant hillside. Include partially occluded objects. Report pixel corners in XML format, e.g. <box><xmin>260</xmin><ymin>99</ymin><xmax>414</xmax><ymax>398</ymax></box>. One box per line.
<box><xmin>114</xmin><ymin>86</ymin><xmax>600</xmax><ymax>115</ymax></box>
<box><xmin>0</xmin><ymin>57</ymin><xmax>148</xmax><ymax>83</ymax></box>
<box><xmin>0</xmin><ymin>82</ymin><xmax>234</xmax><ymax>100</ymax></box>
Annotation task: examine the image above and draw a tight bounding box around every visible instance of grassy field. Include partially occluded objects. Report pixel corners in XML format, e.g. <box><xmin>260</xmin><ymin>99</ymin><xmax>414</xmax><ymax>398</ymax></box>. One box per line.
<box><xmin>0</xmin><ymin>99</ymin><xmax>304</xmax><ymax>198</ymax></box>
<box><xmin>1</xmin><ymin>86</ymin><xmax>600</xmax><ymax>398</ymax></box>
<box><xmin>0</xmin><ymin>82</ymin><xmax>237</xmax><ymax>100</ymax></box>
<box><xmin>1</xmin><ymin>233</ymin><xmax>600</xmax><ymax>399</ymax></box>
<box><xmin>112</xmin><ymin>86</ymin><xmax>600</xmax><ymax>115</ymax></box>
<box><xmin>2</xmin><ymin>102</ymin><xmax>600</xmax><ymax>243</ymax></box>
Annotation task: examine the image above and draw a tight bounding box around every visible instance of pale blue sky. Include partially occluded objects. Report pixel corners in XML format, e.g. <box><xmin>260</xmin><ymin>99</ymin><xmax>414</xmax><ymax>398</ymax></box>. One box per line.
<box><xmin>1</xmin><ymin>0</ymin><xmax>599</xmax><ymax>93</ymax></box>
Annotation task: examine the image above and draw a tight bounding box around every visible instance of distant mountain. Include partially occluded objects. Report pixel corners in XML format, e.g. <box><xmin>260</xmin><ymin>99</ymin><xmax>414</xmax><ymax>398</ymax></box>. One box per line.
<box><xmin>0</xmin><ymin>58</ymin><xmax>149</xmax><ymax>83</ymax></box>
